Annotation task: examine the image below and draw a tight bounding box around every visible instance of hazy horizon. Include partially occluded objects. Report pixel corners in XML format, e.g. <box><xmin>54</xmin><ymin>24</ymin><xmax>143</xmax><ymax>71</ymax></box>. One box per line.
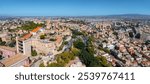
<box><xmin>0</xmin><ymin>0</ymin><xmax>150</xmax><ymax>16</ymax></box>
<box><xmin>1</xmin><ymin>14</ymin><xmax>150</xmax><ymax>17</ymax></box>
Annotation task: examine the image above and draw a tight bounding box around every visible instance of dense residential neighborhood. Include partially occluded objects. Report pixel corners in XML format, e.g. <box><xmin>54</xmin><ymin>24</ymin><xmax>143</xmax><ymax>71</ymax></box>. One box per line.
<box><xmin>0</xmin><ymin>16</ymin><xmax>149</xmax><ymax>67</ymax></box>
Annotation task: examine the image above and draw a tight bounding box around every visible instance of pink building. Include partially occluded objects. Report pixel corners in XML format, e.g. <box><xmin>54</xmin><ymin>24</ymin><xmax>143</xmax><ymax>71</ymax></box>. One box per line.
<box><xmin>0</xmin><ymin>46</ymin><xmax>16</xmax><ymax>58</ymax></box>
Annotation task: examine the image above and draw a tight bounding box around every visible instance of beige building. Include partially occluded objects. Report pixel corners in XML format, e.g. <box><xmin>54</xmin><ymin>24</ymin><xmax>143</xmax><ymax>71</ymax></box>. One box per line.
<box><xmin>16</xmin><ymin>36</ymin><xmax>32</xmax><ymax>56</ymax></box>
<box><xmin>31</xmin><ymin>39</ymin><xmax>56</xmax><ymax>55</ymax></box>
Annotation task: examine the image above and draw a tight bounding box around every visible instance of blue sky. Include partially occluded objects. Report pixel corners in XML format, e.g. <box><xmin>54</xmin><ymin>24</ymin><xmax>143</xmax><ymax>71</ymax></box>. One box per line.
<box><xmin>0</xmin><ymin>0</ymin><xmax>150</xmax><ymax>16</ymax></box>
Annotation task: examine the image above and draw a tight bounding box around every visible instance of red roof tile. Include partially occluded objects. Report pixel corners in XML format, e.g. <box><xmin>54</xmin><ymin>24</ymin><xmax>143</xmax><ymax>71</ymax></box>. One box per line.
<box><xmin>21</xmin><ymin>33</ymin><xmax>32</xmax><ymax>40</ymax></box>
<box><xmin>31</xmin><ymin>27</ymin><xmax>41</xmax><ymax>33</ymax></box>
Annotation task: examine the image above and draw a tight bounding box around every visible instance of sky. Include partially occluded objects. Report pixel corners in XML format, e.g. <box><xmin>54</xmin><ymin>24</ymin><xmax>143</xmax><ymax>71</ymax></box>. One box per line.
<box><xmin>0</xmin><ymin>0</ymin><xmax>150</xmax><ymax>16</ymax></box>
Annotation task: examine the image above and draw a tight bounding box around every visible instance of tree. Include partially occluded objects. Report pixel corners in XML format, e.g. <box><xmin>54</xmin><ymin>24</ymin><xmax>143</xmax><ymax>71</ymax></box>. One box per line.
<box><xmin>145</xmin><ymin>40</ymin><xmax>150</xmax><ymax>45</ymax></box>
<box><xmin>79</xmin><ymin>50</ymin><xmax>92</xmax><ymax>66</ymax></box>
<box><xmin>0</xmin><ymin>55</ymin><xmax>3</xmax><ymax>60</ymax></box>
<box><xmin>0</xmin><ymin>41</ymin><xmax>6</xmax><ymax>46</ymax></box>
<box><xmin>102</xmin><ymin>40</ymin><xmax>108</xmax><ymax>43</ymax></box>
<box><xmin>131</xmin><ymin>27</ymin><xmax>137</xmax><ymax>34</ymax></box>
<box><xmin>71</xmin><ymin>29</ymin><xmax>84</xmax><ymax>36</ymax></box>
<box><xmin>73</xmin><ymin>39</ymin><xmax>85</xmax><ymax>49</ymax></box>
<box><xmin>58</xmin><ymin>51</ymin><xmax>75</xmax><ymax>62</ymax></box>
<box><xmin>9</xmin><ymin>40</ymin><xmax>16</xmax><ymax>47</ymax></box>
<box><xmin>39</xmin><ymin>63</ymin><xmax>45</xmax><ymax>67</ymax></box>
<box><xmin>103</xmin><ymin>48</ymin><xmax>110</xmax><ymax>53</ymax></box>
<box><xmin>96</xmin><ymin>56</ymin><xmax>112</xmax><ymax>67</ymax></box>
<box><xmin>73</xmin><ymin>36</ymin><xmax>110</xmax><ymax>67</ymax></box>
<box><xmin>135</xmin><ymin>33</ymin><xmax>141</xmax><ymax>39</ymax></box>
<box><xmin>72</xmin><ymin>34</ymin><xmax>76</xmax><ymax>38</ymax></box>
<box><xmin>40</xmin><ymin>35</ymin><xmax>46</xmax><ymax>39</ymax></box>
<box><xmin>79</xmin><ymin>50</ymin><xmax>108</xmax><ymax>67</ymax></box>
<box><xmin>0</xmin><ymin>38</ymin><xmax>2</xmax><ymax>42</ymax></box>
<box><xmin>89</xmin><ymin>60</ymin><xmax>103</xmax><ymax>67</ymax></box>
<box><xmin>0</xmin><ymin>38</ymin><xmax>6</xmax><ymax>46</ymax></box>
<box><xmin>31</xmin><ymin>50</ymin><xmax>37</xmax><ymax>56</ymax></box>
<box><xmin>48</xmin><ymin>51</ymin><xmax>75</xmax><ymax>67</ymax></box>
<box><xmin>88</xmin><ymin>36</ymin><xmax>95</xmax><ymax>42</ymax></box>
<box><xmin>71</xmin><ymin>47</ymin><xmax>81</xmax><ymax>56</ymax></box>
<box><xmin>129</xmin><ymin>32</ymin><xmax>134</xmax><ymax>38</ymax></box>
<box><xmin>18</xmin><ymin>21</ymin><xmax>44</xmax><ymax>31</ymax></box>
<box><xmin>115</xmin><ymin>45</ymin><xmax>119</xmax><ymax>50</ymax></box>
<box><xmin>86</xmin><ymin>47</ymin><xmax>94</xmax><ymax>55</ymax></box>
<box><xmin>57</xmin><ymin>53</ymin><xmax>69</xmax><ymax>64</ymax></box>
<box><xmin>113</xmin><ymin>31</ymin><xmax>118</xmax><ymax>36</ymax></box>
<box><xmin>64</xmin><ymin>41</ymin><xmax>68</xmax><ymax>45</ymax></box>
<box><xmin>48</xmin><ymin>63</ymin><xmax>64</xmax><ymax>67</ymax></box>
<box><xmin>49</xmin><ymin>38</ymin><xmax>56</xmax><ymax>41</ymax></box>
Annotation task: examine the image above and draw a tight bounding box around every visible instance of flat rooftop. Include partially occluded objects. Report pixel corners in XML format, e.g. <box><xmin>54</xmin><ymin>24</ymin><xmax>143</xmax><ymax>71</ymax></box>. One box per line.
<box><xmin>1</xmin><ymin>54</ymin><xmax>27</xmax><ymax>67</ymax></box>
<box><xmin>0</xmin><ymin>46</ymin><xmax>16</xmax><ymax>52</ymax></box>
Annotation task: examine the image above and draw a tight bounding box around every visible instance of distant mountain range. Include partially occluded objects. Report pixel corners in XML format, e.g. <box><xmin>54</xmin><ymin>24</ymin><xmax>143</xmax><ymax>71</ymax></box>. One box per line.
<box><xmin>106</xmin><ymin>14</ymin><xmax>150</xmax><ymax>17</ymax></box>
<box><xmin>104</xmin><ymin>14</ymin><xmax>150</xmax><ymax>19</ymax></box>
<box><xmin>62</xmin><ymin>14</ymin><xmax>150</xmax><ymax>20</ymax></box>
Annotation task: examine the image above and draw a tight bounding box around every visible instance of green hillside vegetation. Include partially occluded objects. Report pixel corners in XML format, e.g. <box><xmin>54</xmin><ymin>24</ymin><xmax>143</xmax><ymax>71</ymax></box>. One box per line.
<box><xmin>17</xmin><ymin>21</ymin><xmax>44</xmax><ymax>31</ymax></box>
<box><xmin>73</xmin><ymin>36</ymin><xmax>112</xmax><ymax>67</ymax></box>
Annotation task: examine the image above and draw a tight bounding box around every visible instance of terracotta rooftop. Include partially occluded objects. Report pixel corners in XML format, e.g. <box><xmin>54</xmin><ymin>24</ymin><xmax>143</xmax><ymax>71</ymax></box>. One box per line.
<box><xmin>20</xmin><ymin>33</ymin><xmax>32</xmax><ymax>40</ymax></box>
<box><xmin>19</xmin><ymin>26</ymin><xmax>42</xmax><ymax>41</ymax></box>
<box><xmin>56</xmin><ymin>36</ymin><xmax>62</xmax><ymax>44</ymax></box>
<box><xmin>31</xmin><ymin>26</ymin><xmax>41</xmax><ymax>33</ymax></box>
<box><xmin>1</xmin><ymin>54</ymin><xmax>27</xmax><ymax>67</ymax></box>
